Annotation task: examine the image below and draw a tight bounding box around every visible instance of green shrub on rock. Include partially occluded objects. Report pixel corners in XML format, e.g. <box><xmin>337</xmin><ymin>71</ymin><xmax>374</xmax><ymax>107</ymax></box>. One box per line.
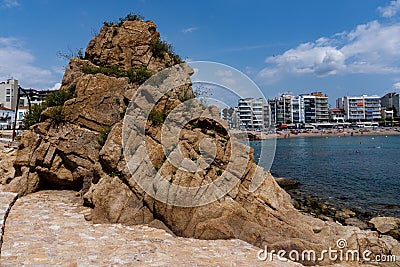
<box><xmin>48</xmin><ymin>106</ymin><xmax>67</xmax><ymax>124</ymax></box>
<box><xmin>82</xmin><ymin>65</ymin><xmax>152</xmax><ymax>85</ymax></box>
<box><xmin>22</xmin><ymin>104</ymin><xmax>46</xmax><ymax>129</ymax></box>
<box><xmin>98</xmin><ymin>126</ymin><xmax>112</xmax><ymax>146</ymax></box>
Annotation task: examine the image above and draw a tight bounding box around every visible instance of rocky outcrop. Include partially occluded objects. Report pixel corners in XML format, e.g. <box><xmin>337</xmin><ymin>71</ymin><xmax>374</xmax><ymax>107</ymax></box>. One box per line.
<box><xmin>275</xmin><ymin>177</ymin><xmax>301</xmax><ymax>190</ymax></box>
<box><xmin>0</xmin><ymin>18</ymin><xmax>399</xmax><ymax>266</ymax></box>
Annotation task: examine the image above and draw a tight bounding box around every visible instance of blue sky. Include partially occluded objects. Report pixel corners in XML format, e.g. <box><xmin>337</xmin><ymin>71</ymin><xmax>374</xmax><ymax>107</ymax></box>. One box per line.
<box><xmin>1</xmin><ymin>0</ymin><xmax>400</xmax><ymax>105</ymax></box>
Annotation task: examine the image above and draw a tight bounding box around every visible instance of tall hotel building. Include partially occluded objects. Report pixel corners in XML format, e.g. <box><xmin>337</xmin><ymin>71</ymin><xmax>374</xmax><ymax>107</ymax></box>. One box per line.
<box><xmin>237</xmin><ymin>98</ymin><xmax>269</xmax><ymax>129</ymax></box>
<box><xmin>337</xmin><ymin>95</ymin><xmax>381</xmax><ymax>121</ymax></box>
<box><xmin>0</xmin><ymin>79</ymin><xmax>19</xmax><ymax>110</ymax></box>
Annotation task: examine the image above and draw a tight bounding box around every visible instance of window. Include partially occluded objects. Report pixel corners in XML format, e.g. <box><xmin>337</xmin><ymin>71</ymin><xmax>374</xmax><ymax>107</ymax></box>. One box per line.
<box><xmin>6</xmin><ymin>89</ymin><xmax>10</xmax><ymax>94</ymax></box>
<box><xmin>6</xmin><ymin>96</ymin><xmax>11</xmax><ymax>102</ymax></box>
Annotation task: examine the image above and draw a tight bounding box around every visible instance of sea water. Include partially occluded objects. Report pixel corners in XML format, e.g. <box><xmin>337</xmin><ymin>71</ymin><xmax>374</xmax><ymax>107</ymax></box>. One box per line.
<box><xmin>250</xmin><ymin>135</ymin><xmax>400</xmax><ymax>217</ymax></box>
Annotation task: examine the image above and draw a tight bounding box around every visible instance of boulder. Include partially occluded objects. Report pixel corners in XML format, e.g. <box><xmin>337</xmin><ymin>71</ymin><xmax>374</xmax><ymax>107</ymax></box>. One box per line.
<box><xmin>370</xmin><ymin>217</ymin><xmax>400</xmax><ymax>240</ymax></box>
<box><xmin>0</xmin><ymin>152</ymin><xmax>16</xmax><ymax>185</ymax></box>
<box><xmin>86</xmin><ymin>175</ymin><xmax>153</xmax><ymax>225</ymax></box>
<box><xmin>275</xmin><ymin>177</ymin><xmax>301</xmax><ymax>190</ymax></box>
<box><xmin>344</xmin><ymin>217</ymin><xmax>370</xmax><ymax>230</ymax></box>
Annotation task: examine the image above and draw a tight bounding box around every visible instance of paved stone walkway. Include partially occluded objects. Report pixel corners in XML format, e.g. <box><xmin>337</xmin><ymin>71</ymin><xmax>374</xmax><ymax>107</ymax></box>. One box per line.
<box><xmin>0</xmin><ymin>191</ymin><xmax>18</xmax><ymax>253</ymax></box>
<box><xmin>0</xmin><ymin>190</ymin><xmax>301</xmax><ymax>266</ymax></box>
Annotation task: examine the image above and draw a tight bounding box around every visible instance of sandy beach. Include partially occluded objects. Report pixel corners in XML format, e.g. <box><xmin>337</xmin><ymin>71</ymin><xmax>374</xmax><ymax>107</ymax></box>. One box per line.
<box><xmin>237</xmin><ymin>128</ymin><xmax>400</xmax><ymax>140</ymax></box>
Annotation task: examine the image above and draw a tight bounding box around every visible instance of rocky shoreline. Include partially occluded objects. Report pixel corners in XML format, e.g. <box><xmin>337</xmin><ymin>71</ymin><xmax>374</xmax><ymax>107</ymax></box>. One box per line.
<box><xmin>276</xmin><ymin>177</ymin><xmax>400</xmax><ymax>241</ymax></box>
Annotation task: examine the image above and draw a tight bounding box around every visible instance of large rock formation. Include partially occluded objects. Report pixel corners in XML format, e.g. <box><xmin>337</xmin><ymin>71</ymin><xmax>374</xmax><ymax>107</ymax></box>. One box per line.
<box><xmin>0</xmin><ymin>18</ymin><xmax>398</xmax><ymax>266</ymax></box>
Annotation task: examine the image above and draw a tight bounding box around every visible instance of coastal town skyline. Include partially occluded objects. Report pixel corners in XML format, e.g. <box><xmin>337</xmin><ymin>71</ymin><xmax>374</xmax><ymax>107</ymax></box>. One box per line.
<box><xmin>1</xmin><ymin>0</ymin><xmax>400</xmax><ymax>103</ymax></box>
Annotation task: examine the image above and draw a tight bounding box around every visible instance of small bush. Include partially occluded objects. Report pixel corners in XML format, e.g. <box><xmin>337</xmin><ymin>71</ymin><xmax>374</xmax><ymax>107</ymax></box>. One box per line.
<box><xmin>57</xmin><ymin>48</ymin><xmax>85</xmax><ymax>60</ymax></box>
<box><xmin>22</xmin><ymin>104</ymin><xmax>46</xmax><ymax>129</ymax></box>
<box><xmin>150</xmin><ymin>38</ymin><xmax>173</xmax><ymax>59</ymax></box>
<box><xmin>178</xmin><ymin>92</ymin><xmax>193</xmax><ymax>102</ymax></box>
<box><xmin>48</xmin><ymin>106</ymin><xmax>66</xmax><ymax>124</ymax></box>
<box><xmin>82</xmin><ymin>65</ymin><xmax>152</xmax><ymax>85</ymax></box>
<box><xmin>110</xmin><ymin>171</ymin><xmax>122</xmax><ymax>177</ymax></box>
<box><xmin>45</xmin><ymin>87</ymin><xmax>75</xmax><ymax>107</ymax></box>
<box><xmin>119</xmin><ymin>13</ymin><xmax>144</xmax><ymax>23</ymax></box>
<box><xmin>98</xmin><ymin>126</ymin><xmax>112</xmax><ymax>146</ymax></box>
<box><xmin>148</xmin><ymin>109</ymin><xmax>167</xmax><ymax>125</ymax></box>
<box><xmin>150</xmin><ymin>38</ymin><xmax>182</xmax><ymax>64</ymax></box>
<box><xmin>22</xmin><ymin>85</ymin><xmax>75</xmax><ymax>128</ymax></box>
<box><xmin>216</xmin><ymin>169</ymin><xmax>223</xmax><ymax>176</ymax></box>
<box><xmin>104</xmin><ymin>12</ymin><xmax>144</xmax><ymax>26</ymax></box>
<box><xmin>127</xmin><ymin>67</ymin><xmax>152</xmax><ymax>84</ymax></box>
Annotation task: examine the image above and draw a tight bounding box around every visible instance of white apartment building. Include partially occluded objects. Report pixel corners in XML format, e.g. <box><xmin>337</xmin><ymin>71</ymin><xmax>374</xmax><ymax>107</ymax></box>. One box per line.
<box><xmin>237</xmin><ymin>98</ymin><xmax>268</xmax><ymax>129</ymax></box>
<box><xmin>261</xmin><ymin>92</ymin><xmax>329</xmax><ymax>127</ymax></box>
<box><xmin>338</xmin><ymin>95</ymin><xmax>381</xmax><ymax>121</ymax></box>
<box><xmin>0</xmin><ymin>79</ymin><xmax>19</xmax><ymax>111</ymax></box>
<box><xmin>268</xmin><ymin>94</ymin><xmax>294</xmax><ymax>125</ymax></box>
<box><xmin>18</xmin><ymin>88</ymin><xmax>56</xmax><ymax>108</ymax></box>
<box><xmin>299</xmin><ymin>92</ymin><xmax>329</xmax><ymax>123</ymax></box>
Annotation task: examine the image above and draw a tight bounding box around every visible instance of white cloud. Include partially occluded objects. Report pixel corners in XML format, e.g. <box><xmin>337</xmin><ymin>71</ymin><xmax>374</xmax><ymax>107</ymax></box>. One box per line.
<box><xmin>1</xmin><ymin>0</ymin><xmax>19</xmax><ymax>8</ymax></box>
<box><xmin>182</xmin><ymin>27</ymin><xmax>199</xmax><ymax>34</ymax></box>
<box><xmin>49</xmin><ymin>82</ymin><xmax>61</xmax><ymax>90</ymax></box>
<box><xmin>257</xmin><ymin>68</ymin><xmax>280</xmax><ymax>85</ymax></box>
<box><xmin>0</xmin><ymin>37</ymin><xmax>59</xmax><ymax>88</ymax></box>
<box><xmin>215</xmin><ymin>69</ymin><xmax>236</xmax><ymax>86</ymax></box>
<box><xmin>215</xmin><ymin>70</ymin><xmax>233</xmax><ymax>77</ymax></box>
<box><xmin>393</xmin><ymin>82</ymin><xmax>400</xmax><ymax>90</ymax></box>
<box><xmin>266</xmin><ymin>44</ymin><xmax>345</xmax><ymax>76</ymax></box>
<box><xmin>378</xmin><ymin>0</ymin><xmax>400</xmax><ymax>18</ymax></box>
<box><xmin>258</xmin><ymin>20</ymin><xmax>400</xmax><ymax>83</ymax></box>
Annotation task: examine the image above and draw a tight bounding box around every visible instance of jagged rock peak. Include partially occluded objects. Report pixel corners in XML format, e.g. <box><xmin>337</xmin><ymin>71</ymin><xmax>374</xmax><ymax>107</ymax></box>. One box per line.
<box><xmin>85</xmin><ymin>19</ymin><xmax>178</xmax><ymax>72</ymax></box>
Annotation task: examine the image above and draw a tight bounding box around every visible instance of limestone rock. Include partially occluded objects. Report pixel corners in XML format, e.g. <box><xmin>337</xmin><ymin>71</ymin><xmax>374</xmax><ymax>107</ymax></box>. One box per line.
<box><xmin>99</xmin><ymin>122</ymin><xmax>123</xmax><ymax>171</ymax></box>
<box><xmin>344</xmin><ymin>217</ymin><xmax>370</xmax><ymax>230</ymax></box>
<box><xmin>88</xmin><ymin>175</ymin><xmax>153</xmax><ymax>225</ymax></box>
<box><xmin>370</xmin><ymin>217</ymin><xmax>400</xmax><ymax>240</ymax></box>
<box><xmin>85</xmin><ymin>20</ymin><xmax>172</xmax><ymax>72</ymax></box>
<box><xmin>65</xmin><ymin>74</ymin><xmax>130</xmax><ymax>131</ymax></box>
<box><xmin>275</xmin><ymin>177</ymin><xmax>301</xmax><ymax>190</ymax></box>
<box><xmin>0</xmin><ymin>152</ymin><xmax>16</xmax><ymax>185</ymax></box>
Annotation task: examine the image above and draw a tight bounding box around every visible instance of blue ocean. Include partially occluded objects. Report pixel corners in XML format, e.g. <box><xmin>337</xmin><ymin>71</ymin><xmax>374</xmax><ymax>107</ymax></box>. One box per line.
<box><xmin>250</xmin><ymin>135</ymin><xmax>400</xmax><ymax>217</ymax></box>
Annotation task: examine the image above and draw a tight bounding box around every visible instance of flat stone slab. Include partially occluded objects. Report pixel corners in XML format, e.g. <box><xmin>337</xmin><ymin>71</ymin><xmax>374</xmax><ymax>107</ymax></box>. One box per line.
<box><xmin>0</xmin><ymin>191</ymin><xmax>18</xmax><ymax>225</ymax></box>
<box><xmin>0</xmin><ymin>191</ymin><xmax>18</xmax><ymax>251</ymax></box>
<box><xmin>0</xmin><ymin>190</ymin><xmax>301</xmax><ymax>266</ymax></box>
